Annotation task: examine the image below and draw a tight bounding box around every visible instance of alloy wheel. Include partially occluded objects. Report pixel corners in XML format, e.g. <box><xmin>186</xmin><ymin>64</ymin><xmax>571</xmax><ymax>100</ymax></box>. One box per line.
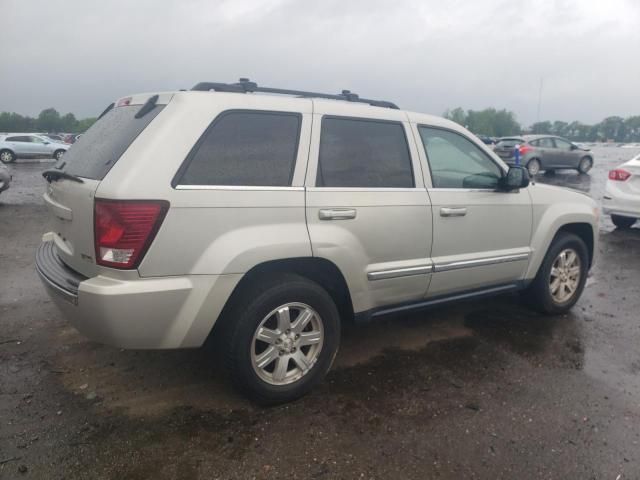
<box><xmin>251</xmin><ymin>302</ymin><xmax>324</xmax><ymax>386</ymax></box>
<box><xmin>549</xmin><ymin>248</ymin><xmax>582</xmax><ymax>304</ymax></box>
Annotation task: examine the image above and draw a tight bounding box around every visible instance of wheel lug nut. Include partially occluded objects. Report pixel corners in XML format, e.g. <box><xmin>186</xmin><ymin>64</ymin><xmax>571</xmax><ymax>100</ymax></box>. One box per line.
<box><xmin>291</xmin><ymin>347</ymin><xmax>296</xmax><ymax>352</ymax></box>
<box><xmin>286</xmin><ymin>329</ymin><xmax>291</xmax><ymax>334</ymax></box>
<box><xmin>295</xmin><ymin>334</ymin><xmax>300</xmax><ymax>340</ymax></box>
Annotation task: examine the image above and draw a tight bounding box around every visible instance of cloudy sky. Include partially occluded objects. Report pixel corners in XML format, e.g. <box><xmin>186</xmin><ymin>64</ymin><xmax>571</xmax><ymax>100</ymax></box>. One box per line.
<box><xmin>1</xmin><ymin>0</ymin><xmax>638</xmax><ymax>126</ymax></box>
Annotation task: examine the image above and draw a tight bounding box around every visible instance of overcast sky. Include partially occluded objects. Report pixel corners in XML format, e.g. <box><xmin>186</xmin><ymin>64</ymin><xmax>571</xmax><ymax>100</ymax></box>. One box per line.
<box><xmin>1</xmin><ymin>0</ymin><xmax>638</xmax><ymax>126</ymax></box>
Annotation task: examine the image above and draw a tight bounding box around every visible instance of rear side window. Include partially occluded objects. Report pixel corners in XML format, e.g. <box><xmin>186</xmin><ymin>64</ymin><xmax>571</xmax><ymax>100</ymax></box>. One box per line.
<box><xmin>177</xmin><ymin>111</ymin><xmax>301</xmax><ymax>187</ymax></box>
<box><xmin>317</xmin><ymin>117</ymin><xmax>414</xmax><ymax>188</ymax></box>
<box><xmin>61</xmin><ymin>104</ymin><xmax>165</xmax><ymax>180</ymax></box>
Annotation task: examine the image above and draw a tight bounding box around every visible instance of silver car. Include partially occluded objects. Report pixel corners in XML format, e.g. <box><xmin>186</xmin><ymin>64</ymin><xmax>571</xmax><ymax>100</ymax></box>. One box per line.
<box><xmin>0</xmin><ymin>133</ymin><xmax>69</xmax><ymax>163</ymax></box>
<box><xmin>494</xmin><ymin>135</ymin><xmax>594</xmax><ymax>176</ymax></box>
<box><xmin>35</xmin><ymin>79</ymin><xmax>599</xmax><ymax>404</ymax></box>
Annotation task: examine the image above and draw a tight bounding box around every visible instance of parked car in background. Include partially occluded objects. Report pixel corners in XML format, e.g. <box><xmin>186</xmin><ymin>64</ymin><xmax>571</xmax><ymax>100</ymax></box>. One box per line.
<box><xmin>36</xmin><ymin>79</ymin><xmax>598</xmax><ymax>404</ymax></box>
<box><xmin>63</xmin><ymin>133</ymin><xmax>82</xmax><ymax>144</ymax></box>
<box><xmin>494</xmin><ymin>135</ymin><xmax>594</xmax><ymax>176</ymax></box>
<box><xmin>41</xmin><ymin>133</ymin><xmax>66</xmax><ymax>143</ymax></box>
<box><xmin>0</xmin><ymin>133</ymin><xmax>69</xmax><ymax>163</ymax></box>
<box><xmin>0</xmin><ymin>163</ymin><xmax>11</xmax><ymax>194</ymax></box>
<box><xmin>476</xmin><ymin>135</ymin><xmax>497</xmax><ymax>146</ymax></box>
<box><xmin>603</xmin><ymin>153</ymin><xmax>640</xmax><ymax>228</ymax></box>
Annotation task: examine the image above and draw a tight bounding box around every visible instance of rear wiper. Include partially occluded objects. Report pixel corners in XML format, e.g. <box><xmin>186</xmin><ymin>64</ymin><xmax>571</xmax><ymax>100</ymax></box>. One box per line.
<box><xmin>42</xmin><ymin>169</ymin><xmax>84</xmax><ymax>184</ymax></box>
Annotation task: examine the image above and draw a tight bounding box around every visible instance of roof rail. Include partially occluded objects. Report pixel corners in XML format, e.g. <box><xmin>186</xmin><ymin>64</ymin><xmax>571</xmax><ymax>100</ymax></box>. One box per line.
<box><xmin>191</xmin><ymin>78</ymin><xmax>400</xmax><ymax>110</ymax></box>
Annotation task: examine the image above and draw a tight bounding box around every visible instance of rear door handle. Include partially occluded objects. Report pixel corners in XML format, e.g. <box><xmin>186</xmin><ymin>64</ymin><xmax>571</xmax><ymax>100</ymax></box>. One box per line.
<box><xmin>440</xmin><ymin>207</ymin><xmax>467</xmax><ymax>217</ymax></box>
<box><xmin>319</xmin><ymin>208</ymin><xmax>357</xmax><ymax>220</ymax></box>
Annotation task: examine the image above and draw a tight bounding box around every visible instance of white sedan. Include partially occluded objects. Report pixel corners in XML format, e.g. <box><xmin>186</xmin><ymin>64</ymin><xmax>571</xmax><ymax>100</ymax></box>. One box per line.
<box><xmin>603</xmin><ymin>153</ymin><xmax>640</xmax><ymax>228</ymax></box>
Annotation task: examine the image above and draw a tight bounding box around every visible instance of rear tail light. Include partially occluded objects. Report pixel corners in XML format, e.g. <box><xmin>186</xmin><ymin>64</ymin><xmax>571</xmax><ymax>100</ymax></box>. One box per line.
<box><xmin>608</xmin><ymin>169</ymin><xmax>631</xmax><ymax>181</ymax></box>
<box><xmin>519</xmin><ymin>145</ymin><xmax>533</xmax><ymax>156</ymax></box>
<box><xmin>94</xmin><ymin>199</ymin><xmax>169</xmax><ymax>269</ymax></box>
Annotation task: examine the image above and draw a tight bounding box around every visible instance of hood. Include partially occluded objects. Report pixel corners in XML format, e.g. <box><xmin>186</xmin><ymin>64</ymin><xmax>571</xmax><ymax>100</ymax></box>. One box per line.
<box><xmin>529</xmin><ymin>181</ymin><xmax>596</xmax><ymax>206</ymax></box>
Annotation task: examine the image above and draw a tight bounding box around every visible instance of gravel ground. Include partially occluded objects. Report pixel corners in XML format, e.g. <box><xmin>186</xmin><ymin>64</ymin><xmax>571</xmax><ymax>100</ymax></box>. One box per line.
<box><xmin>1</xmin><ymin>147</ymin><xmax>640</xmax><ymax>479</ymax></box>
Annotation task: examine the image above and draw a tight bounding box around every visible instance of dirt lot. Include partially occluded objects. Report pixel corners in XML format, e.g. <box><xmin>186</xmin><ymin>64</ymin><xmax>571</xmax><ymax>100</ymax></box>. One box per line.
<box><xmin>1</xmin><ymin>147</ymin><xmax>640</xmax><ymax>479</ymax></box>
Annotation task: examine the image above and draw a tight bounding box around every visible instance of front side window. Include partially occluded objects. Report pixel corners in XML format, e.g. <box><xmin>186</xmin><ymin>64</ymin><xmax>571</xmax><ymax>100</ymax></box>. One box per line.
<box><xmin>29</xmin><ymin>136</ymin><xmax>46</xmax><ymax>144</ymax></box>
<box><xmin>178</xmin><ymin>111</ymin><xmax>301</xmax><ymax>187</ymax></box>
<box><xmin>317</xmin><ymin>117</ymin><xmax>414</xmax><ymax>188</ymax></box>
<box><xmin>553</xmin><ymin>138</ymin><xmax>572</xmax><ymax>150</ymax></box>
<box><xmin>538</xmin><ymin>137</ymin><xmax>554</xmax><ymax>148</ymax></box>
<box><xmin>419</xmin><ymin>127</ymin><xmax>503</xmax><ymax>189</ymax></box>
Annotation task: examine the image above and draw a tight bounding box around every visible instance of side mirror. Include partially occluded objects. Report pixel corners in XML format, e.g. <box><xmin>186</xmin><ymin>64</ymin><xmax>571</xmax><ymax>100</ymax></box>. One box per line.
<box><xmin>500</xmin><ymin>166</ymin><xmax>529</xmax><ymax>191</ymax></box>
<box><xmin>44</xmin><ymin>141</ymin><xmax>50</xmax><ymax>145</ymax></box>
<box><xmin>570</xmin><ymin>144</ymin><xmax>578</xmax><ymax>150</ymax></box>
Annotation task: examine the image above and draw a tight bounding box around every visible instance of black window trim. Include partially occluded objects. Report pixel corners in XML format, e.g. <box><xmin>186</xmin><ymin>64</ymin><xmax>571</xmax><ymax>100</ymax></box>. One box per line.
<box><xmin>417</xmin><ymin>124</ymin><xmax>506</xmax><ymax>191</ymax></box>
<box><xmin>315</xmin><ymin>115</ymin><xmax>416</xmax><ymax>189</ymax></box>
<box><xmin>172</xmin><ymin>109</ymin><xmax>303</xmax><ymax>189</ymax></box>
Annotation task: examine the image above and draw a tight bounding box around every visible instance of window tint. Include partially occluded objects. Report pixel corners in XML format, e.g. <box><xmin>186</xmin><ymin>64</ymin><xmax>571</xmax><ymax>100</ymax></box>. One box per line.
<box><xmin>7</xmin><ymin>136</ymin><xmax>28</xmax><ymax>142</ymax></box>
<box><xmin>62</xmin><ymin>104</ymin><xmax>165</xmax><ymax>180</ymax></box>
<box><xmin>179</xmin><ymin>111</ymin><xmax>300</xmax><ymax>187</ymax></box>
<box><xmin>538</xmin><ymin>137</ymin><xmax>554</xmax><ymax>148</ymax></box>
<box><xmin>553</xmin><ymin>138</ymin><xmax>572</xmax><ymax>150</ymax></box>
<box><xmin>419</xmin><ymin>127</ymin><xmax>503</xmax><ymax>189</ymax></box>
<box><xmin>29</xmin><ymin>136</ymin><xmax>45</xmax><ymax>143</ymax></box>
<box><xmin>317</xmin><ymin>117</ymin><xmax>414</xmax><ymax>188</ymax></box>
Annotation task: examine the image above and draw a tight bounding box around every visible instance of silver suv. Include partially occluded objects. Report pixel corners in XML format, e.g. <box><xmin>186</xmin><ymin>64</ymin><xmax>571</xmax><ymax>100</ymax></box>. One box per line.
<box><xmin>36</xmin><ymin>80</ymin><xmax>599</xmax><ymax>404</ymax></box>
<box><xmin>0</xmin><ymin>133</ymin><xmax>69</xmax><ymax>163</ymax></box>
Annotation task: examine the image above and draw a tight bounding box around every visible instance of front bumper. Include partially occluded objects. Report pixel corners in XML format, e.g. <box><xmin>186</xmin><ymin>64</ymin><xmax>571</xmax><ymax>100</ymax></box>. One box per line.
<box><xmin>36</xmin><ymin>241</ymin><xmax>241</xmax><ymax>349</ymax></box>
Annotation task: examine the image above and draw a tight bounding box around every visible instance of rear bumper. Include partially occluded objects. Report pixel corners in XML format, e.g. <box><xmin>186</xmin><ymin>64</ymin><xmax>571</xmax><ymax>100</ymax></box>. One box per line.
<box><xmin>602</xmin><ymin>186</ymin><xmax>640</xmax><ymax>218</ymax></box>
<box><xmin>36</xmin><ymin>241</ymin><xmax>85</xmax><ymax>304</ymax></box>
<box><xmin>36</xmin><ymin>241</ymin><xmax>242</xmax><ymax>349</ymax></box>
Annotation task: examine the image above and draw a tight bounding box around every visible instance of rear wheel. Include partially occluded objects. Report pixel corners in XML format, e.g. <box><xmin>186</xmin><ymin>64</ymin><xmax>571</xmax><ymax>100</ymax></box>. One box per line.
<box><xmin>526</xmin><ymin>232</ymin><xmax>589</xmax><ymax>314</ymax></box>
<box><xmin>526</xmin><ymin>158</ymin><xmax>541</xmax><ymax>176</ymax></box>
<box><xmin>223</xmin><ymin>274</ymin><xmax>340</xmax><ymax>405</ymax></box>
<box><xmin>53</xmin><ymin>149</ymin><xmax>65</xmax><ymax>161</ymax></box>
<box><xmin>611</xmin><ymin>214</ymin><xmax>636</xmax><ymax>229</ymax></box>
<box><xmin>578</xmin><ymin>156</ymin><xmax>592</xmax><ymax>174</ymax></box>
<box><xmin>0</xmin><ymin>150</ymin><xmax>16</xmax><ymax>164</ymax></box>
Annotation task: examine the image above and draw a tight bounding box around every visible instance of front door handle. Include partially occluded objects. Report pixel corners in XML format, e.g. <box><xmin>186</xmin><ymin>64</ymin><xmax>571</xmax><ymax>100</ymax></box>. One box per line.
<box><xmin>319</xmin><ymin>208</ymin><xmax>357</xmax><ymax>220</ymax></box>
<box><xmin>440</xmin><ymin>207</ymin><xmax>467</xmax><ymax>217</ymax></box>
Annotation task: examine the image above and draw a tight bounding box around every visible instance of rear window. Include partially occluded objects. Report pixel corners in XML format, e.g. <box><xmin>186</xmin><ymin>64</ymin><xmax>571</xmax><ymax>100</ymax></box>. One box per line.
<box><xmin>60</xmin><ymin>104</ymin><xmax>165</xmax><ymax>180</ymax></box>
<box><xmin>496</xmin><ymin>138</ymin><xmax>523</xmax><ymax>148</ymax></box>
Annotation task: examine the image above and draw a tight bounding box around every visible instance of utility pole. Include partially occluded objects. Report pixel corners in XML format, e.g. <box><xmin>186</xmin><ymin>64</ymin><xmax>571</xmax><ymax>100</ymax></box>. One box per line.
<box><xmin>536</xmin><ymin>77</ymin><xmax>544</xmax><ymax>124</ymax></box>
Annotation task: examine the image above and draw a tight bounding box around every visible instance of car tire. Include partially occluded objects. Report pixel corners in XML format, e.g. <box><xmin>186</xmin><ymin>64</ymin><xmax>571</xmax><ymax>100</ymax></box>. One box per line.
<box><xmin>578</xmin><ymin>156</ymin><xmax>592</xmax><ymax>174</ymax></box>
<box><xmin>0</xmin><ymin>150</ymin><xmax>16</xmax><ymax>164</ymax></box>
<box><xmin>611</xmin><ymin>214</ymin><xmax>636</xmax><ymax>229</ymax></box>
<box><xmin>526</xmin><ymin>158</ymin><xmax>541</xmax><ymax>176</ymax></box>
<box><xmin>53</xmin><ymin>149</ymin><xmax>65</xmax><ymax>161</ymax></box>
<box><xmin>223</xmin><ymin>273</ymin><xmax>340</xmax><ymax>405</ymax></box>
<box><xmin>526</xmin><ymin>232</ymin><xmax>589</xmax><ymax>315</ymax></box>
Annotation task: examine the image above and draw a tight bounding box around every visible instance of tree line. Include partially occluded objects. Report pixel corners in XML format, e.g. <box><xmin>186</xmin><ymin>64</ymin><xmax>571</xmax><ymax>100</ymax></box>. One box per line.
<box><xmin>444</xmin><ymin>107</ymin><xmax>640</xmax><ymax>142</ymax></box>
<box><xmin>0</xmin><ymin>108</ymin><xmax>96</xmax><ymax>134</ymax></box>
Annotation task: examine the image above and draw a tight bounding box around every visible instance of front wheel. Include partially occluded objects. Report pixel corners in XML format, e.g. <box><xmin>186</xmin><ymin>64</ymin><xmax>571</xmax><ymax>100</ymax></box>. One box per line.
<box><xmin>611</xmin><ymin>214</ymin><xmax>636</xmax><ymax>229</ymax></box>
<box><xmin>525</xmin><ymin>232</ymin><xmax>589</xmax><ymax>314</ymax></box>
<box><xmin>224</xmin><ymin>274</ymin><xmax>340</xmax><ymax>405</ymax></box>
<box><xmin>0</xmin><ymin>150</ymin><xmax>16</xmax><ymax>164</ymax></box>
<box><xmin>578</xmin><ymin>156</ymin><xmax>592</xmax><ymax>174</ymax></box>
